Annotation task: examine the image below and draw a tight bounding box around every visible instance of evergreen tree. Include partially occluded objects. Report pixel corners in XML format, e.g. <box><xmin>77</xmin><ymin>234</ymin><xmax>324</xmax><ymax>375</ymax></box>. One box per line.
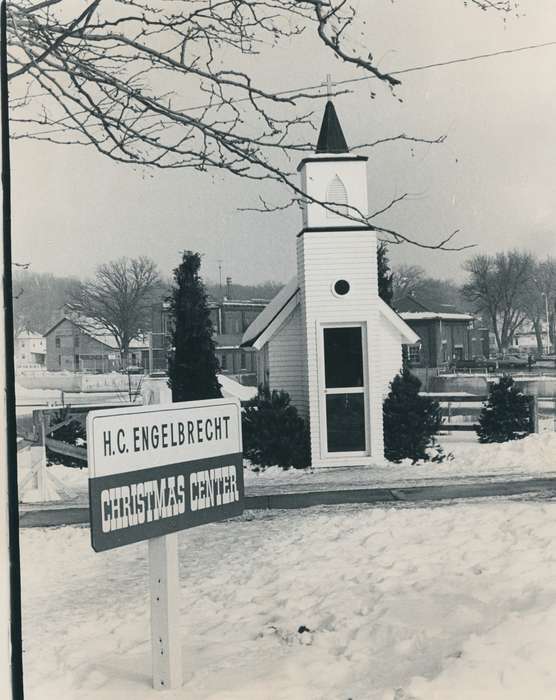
<box><xmin>383</xmin><ymin>368</ymin><xmax>442</xmax><ymax>462</ymax></box>
<box><xmin>167</xmin><ymin>251</ymin><xmax>222</xmax><ymax>402</ymax></box>
<box><xmin>242</xmin><ymin>386</ymin><xmax>310</xmax><ymax>469</ymax></box>
<box><xmin>476</xmin><ymin>374</ymin><xmax>531</xmax><ymax>443</ymax></box>
<box><xmin>377</xmin><ymin>242</ymin><xmax>394</xmax><ymax>307</ymax></box>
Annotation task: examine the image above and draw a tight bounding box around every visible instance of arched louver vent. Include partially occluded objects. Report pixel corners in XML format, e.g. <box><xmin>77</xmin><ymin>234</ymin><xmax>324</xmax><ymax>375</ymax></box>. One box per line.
<box><xmin>325</xmin><ymin>175</ymin><xmax>348</xmax><ymax>219</ymax></box>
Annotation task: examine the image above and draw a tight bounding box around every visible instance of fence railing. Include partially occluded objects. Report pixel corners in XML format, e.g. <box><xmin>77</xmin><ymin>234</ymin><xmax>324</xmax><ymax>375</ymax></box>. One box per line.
<box><xmin>423</xmin><ymin>394</ymin><xmax>546</xmax><ymax>433</ymax></box>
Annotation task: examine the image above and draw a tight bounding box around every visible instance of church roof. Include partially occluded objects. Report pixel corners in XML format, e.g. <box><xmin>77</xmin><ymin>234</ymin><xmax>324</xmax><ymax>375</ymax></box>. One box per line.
<box><xmin>240</xmin><ymin>278</ymin><xmax>298</xmax><ymax>348</ymax></box>
<box><xmin>241</xmin><ymin>278</ymin><xmax>419</xmax><ymax>349</ymax></box>
<box><xmin>316</xmin><ymin>101</ymin><xmax>349</xmax><ymax>154</ymax></box>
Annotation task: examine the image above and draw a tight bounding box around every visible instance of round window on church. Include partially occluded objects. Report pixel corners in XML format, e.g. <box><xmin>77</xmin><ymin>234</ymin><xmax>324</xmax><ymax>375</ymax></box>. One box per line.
<box><xmin>333</xmin><ymin>279</ymin><xmax>350</xmax><ymax>296</ymax></box>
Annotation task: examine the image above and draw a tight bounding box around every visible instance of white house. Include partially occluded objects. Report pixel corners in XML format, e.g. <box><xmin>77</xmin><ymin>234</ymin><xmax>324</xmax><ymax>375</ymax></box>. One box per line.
<box><xmin>15</xmin><ymin>331</ymin><xmax>46</xmax><ymax>369</ymax></box>
<box><xmin>242</xmin><ymin>101</ymin><xmax>418</xmax><ymax>468</ymax></box>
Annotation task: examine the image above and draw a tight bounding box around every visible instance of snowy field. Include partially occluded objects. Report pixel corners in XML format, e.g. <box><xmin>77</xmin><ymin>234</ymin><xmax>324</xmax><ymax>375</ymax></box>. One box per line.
<box><xmin>18</xmin><ymin>432</ymin><xmax>556</xmax><ymax>505</ymax></box>
<box><xmin>245</xmin><ymin>432</ymin><xmax>556</xmax><ymax>495</ymax></box>
<box><xmin>21</xmin><ymin>498</ymin><xmax>556</xmax><ymax>699</ymax></box>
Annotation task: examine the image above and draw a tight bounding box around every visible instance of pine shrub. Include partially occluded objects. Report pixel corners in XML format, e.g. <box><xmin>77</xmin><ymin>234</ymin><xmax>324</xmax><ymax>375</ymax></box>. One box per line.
<box><xmin>476</xmin><ymin>374</ymin><xmax>531</xmax><ymax>443</ymax></box>
<box><xmin>167</xmin><ymin>251</ymin><xmax>222</xmax><ymax>402</ymax></box>
<box><xmin>383</xmin><ymin>368</ymin><xmax>442</xmax><ymax>463</ymax></box>
<box><xmin>242</xmin><ymin>386</ymin><xmax>310</xmax><ymax>469</ymax></box>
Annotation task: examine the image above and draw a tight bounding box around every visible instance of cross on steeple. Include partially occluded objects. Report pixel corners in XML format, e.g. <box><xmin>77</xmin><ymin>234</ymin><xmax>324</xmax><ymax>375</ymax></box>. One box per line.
<box><xmin>321</xmin><ymin>73</ymin><xmax>334</xmax><ymax>98</ymax></box>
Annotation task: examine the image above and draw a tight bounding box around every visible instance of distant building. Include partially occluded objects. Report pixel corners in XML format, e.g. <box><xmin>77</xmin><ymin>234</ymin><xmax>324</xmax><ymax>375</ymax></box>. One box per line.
<box><xmin>512</xmin><ymin>319</ymin><xmax>549</xmax><ymax>354</ymax></box>
<box><xmin>209</xmin><ymin>299</ymin><xmax>267</xmax><ymax>380</ymax></box>
<box><xmin>15</xmin><ymin>331</ymin><xmax>46</xmax><ymax>369</ymax></box>
<box><xmin>150</xmin><ymin>297</ymin><xmax>269</xmax><ymax>382</ymax></box>
<box><xmin>44</xmin><ymin>317</ymin><xmax>149</xmax><ymax>372</ymax></box>
<box><xmin>394</xmin><ymin>295</ymin><xmax>485</xmax><ymax>367</ymax></box>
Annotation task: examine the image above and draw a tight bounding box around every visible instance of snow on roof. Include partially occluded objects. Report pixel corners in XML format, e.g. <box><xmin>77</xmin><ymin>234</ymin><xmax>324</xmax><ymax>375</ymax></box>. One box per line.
<box><xmin>400</xmin><ymin>312</ymin><xmax>474</xmax><ymax>321</ymax></box>
<box><xmin>378</xmin><ymin>300</ymin><xmax>420</xmax><ymax>344</ymax></box>
<box><xmin>241</xmin><ymin>278</ymin><xmax>297</xmax><ymax>347</ymax></box>
<box><xmin>395</xmin><ymin>294</ymin><xmax>473</xmax><ymax>319</ymax></box>
<box><xmin>16</xmin><ymin>331</ymin><xmax>44</xmax><ymax>339</ymax></box>
<box><xmin>217</xmin><ymin>374</ymin><xmax>258</xmax><ymax>402</ymax></box>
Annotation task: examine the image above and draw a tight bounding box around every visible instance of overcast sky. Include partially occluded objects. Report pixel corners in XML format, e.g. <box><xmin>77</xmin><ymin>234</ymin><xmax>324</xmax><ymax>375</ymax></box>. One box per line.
<box><xmin>10</xmin><ymin>0</ymin><xmax>556</xmax><ymax>286</ymax></box>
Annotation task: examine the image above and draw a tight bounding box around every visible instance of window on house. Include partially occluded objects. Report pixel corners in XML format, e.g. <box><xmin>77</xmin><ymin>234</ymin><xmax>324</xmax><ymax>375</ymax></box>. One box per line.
<box><xmin>408</xmin><ymin>344</ymin><xmax>421</xmax><ymax>364</ymax></box>
<box><xmin>55</xmin><ymin>337</ymin><xmax>61</xmax><ymax>348</ymax></box>
<box><xmin>325</xmin><ymin>175</ymin><xmax>348</xmax><ymax>219</ymax></box>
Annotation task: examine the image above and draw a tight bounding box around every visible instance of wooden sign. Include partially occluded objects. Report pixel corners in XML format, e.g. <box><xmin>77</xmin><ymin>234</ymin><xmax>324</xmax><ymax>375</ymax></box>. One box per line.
<box><xmin>87</xmin><ymin>398</ymin><xmax>244</xmax><ymax>552</ymax></box>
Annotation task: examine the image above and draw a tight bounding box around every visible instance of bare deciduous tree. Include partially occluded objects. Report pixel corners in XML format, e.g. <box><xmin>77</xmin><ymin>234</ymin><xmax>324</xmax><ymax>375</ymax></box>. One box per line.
<box><xmin>69</xmin><ymin>256</ymin><xmax>161</xmax><ymax>365</ymax></box>
<box><xmin>391</xmin><ymin>264</ymin><xmax>426</xmax><ymax>300</ymax></box>
<box><xmin>6</xmin><ymin>1</ymin><xmax>513</xmax><ymax>250</ymax></box>
<box><xmin>462</xmin><ymin>250</ymin><xmax>534</xmax><ymax>352</ymax></box>
<box><xmin>521</xmin><ymin>256</ymin><xmax>556</xmax><ymax>353</ymax></box>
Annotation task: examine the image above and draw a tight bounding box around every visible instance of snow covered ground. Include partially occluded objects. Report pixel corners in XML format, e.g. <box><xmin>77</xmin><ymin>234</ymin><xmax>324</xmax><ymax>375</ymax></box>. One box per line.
<box><xmin>21</xmin><ymin>498</ymin><xmax>556</xmax><ymax>699</ymax></box>
<box><xmin>18</xmin><ymin>432</ymin><xmax>556</xmax><ymax>504</ymax></box>
<box><xmin>244</xmin><ymin>432</ymin><xmax>556</xmax><ymax>494</ymax></box>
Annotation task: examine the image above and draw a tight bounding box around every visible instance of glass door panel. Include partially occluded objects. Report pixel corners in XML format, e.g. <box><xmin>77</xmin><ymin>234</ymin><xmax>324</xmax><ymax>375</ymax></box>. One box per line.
<box><xmin>326</xmin><ymin>393</ymin><xmax>366</xmax><ymax>452</ymax></box>
<box><xmin>323</xmin><ymin>326</ymin><xmax>367</xmax><ymax>454</ymax></box>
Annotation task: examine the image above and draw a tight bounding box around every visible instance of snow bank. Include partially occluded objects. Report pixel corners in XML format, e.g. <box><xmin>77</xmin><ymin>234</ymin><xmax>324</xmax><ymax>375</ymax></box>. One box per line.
<box><xmin>18</xmin><ymin>432</ymin><xmax>556</xmax><ymax>505</ymax></box>
<box><xmin>245</xmin><ymin>432</ymin><xmax>556</xmax><ymax>494</ymax></box>
<box><xmin>20</xmin><ymin>500</ymin><xmax>556</xmax><ymax>699</ymax></box>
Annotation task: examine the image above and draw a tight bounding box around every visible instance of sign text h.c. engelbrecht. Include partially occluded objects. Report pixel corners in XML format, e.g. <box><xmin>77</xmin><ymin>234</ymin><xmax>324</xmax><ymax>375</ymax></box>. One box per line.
<box><xmin>87</xmin><ymin>399</ymin><xmax>244</xmax><ymax>552</ymax></box>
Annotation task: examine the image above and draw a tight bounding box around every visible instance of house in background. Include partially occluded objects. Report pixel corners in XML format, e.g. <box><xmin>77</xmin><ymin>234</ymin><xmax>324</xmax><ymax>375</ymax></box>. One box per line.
<box><xmin>150</xmin><ymin>296</ymin><xmax>268</xmax><ymax>383</ymax></box>
<box><xmin>14</xmin><ymin>331</ymin><xmax>46</xmax><ymax>369</ymax></box>
<box><xmin>394</xmin><ymin>295</ymin><xmax>484</xmax><ymax>368</ymax></box>
<box><xmin>511</xmin><ymin>319</ymin><xmax>550</xmax><ymax>354</ymax></box>
<box><xmin>44</xmin><ymin>317</ymin><xmax>149</xmax><ymax>372</ymax></box>
<box><xmin>242</xmin><ymin>100</ymin><xmax>419</xmax><ymax>468</ymax></box>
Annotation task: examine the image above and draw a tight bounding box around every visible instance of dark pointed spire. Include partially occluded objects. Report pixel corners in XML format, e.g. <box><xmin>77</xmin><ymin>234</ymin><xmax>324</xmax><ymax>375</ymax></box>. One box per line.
<box><xmin>316</xmin><ymin>101</ymin><xmax>349</xmax><ymax>154</ymax></box>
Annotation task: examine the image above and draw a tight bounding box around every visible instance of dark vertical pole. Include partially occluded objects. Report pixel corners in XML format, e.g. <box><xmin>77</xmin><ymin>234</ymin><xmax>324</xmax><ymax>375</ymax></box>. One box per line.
<box><xmin>1</xmin><ymin>2</ymin><xmax>24</xmax><ymax>698</ymax></box>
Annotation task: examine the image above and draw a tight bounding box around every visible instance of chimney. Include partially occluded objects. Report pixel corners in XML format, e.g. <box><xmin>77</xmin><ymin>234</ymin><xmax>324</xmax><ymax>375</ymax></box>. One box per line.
<box><xmin>226</xmin><ymin>276</ymin><xmax>232</xmax><ymax>300</ymax></box>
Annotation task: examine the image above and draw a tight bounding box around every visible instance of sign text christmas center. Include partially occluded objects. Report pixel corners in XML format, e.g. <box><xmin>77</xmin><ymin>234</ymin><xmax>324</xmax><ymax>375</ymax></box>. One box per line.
<box><xmin>87</xmin><ymin>398</ymin><xmax>244</xmax><ymax>551</ymax></box>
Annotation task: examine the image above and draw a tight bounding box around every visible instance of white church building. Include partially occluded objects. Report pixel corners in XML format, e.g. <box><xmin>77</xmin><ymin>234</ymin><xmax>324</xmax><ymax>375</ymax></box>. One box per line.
<box><xmin>242</xmin><ymin>101</ymin><xmax>419</xmax><ymax>468</ymax></box>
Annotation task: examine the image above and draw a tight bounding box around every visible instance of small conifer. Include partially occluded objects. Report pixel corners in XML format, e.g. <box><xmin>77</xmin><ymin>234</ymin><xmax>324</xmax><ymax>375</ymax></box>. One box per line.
<box><xmin>383</xmin><ymin>368</ymin><xmax>442</xmax><ymax>462</ymax></box>
<box><xmin>167</xmin><ymin>251</ymin><xmax>222</xmax><ymax>402</ymax></box>
<box><xmin>242</xmin><ymin>386</ymin><xmax>310</xmax><ymax>469</ymax></box>
<box><xmin>476</xmin><ymin>374</ymin><xmax>531</xmax><ymax>443</ymax></box>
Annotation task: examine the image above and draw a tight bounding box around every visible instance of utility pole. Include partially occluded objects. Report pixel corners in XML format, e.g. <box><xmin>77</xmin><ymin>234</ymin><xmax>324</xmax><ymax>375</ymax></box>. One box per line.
<box><xmin>542</xmin><ymin>292</ymin><xmax>550</xmax><ymax>354</ymax></box>
<box><xmin>1</xmin><ymin>2</ymin><xmax>24</xmax><ymax>697</ymax></box>
<box><xmin>217</xmin><ymin>259</ymin><xmax>223</xmax><ymax>299</ymax></box>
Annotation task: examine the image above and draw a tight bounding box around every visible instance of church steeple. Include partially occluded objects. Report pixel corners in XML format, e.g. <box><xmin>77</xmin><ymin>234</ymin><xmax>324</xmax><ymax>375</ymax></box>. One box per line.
<box><xmin>316</xmin><ymin>101</ymin><xmax>349</xmax><ymax>154</ymax></box>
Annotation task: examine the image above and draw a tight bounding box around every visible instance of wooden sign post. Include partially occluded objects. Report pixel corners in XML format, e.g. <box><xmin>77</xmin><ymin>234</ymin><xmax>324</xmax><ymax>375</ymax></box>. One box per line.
<box><xmin>149</xmin><ymin>533</ymin><xmax>182</xmax><ymax>690</ymax></box>
<box><xmin>86</xmin><ymin>398</ymin><xmax>244</xmax><ymax>690</ymax></box>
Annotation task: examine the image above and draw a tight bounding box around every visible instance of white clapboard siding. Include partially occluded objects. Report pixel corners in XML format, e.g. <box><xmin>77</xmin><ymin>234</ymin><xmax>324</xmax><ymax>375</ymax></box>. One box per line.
<box><xmin>297</xmin><ymin>227</ymin><xmax>385</xmax><ymax>467</ymax></box>
<box><xmin>268</xmin><ymin>305</ymin><xmax>309</xmax><ymax>418</ymax></box>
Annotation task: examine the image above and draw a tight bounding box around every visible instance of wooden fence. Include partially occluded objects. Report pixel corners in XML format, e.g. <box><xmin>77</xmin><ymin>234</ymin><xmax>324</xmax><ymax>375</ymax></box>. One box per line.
<box><xmin>424</xmin><ymin>394</ymin><xmax>540</xmax><ymax>433</ymax></box>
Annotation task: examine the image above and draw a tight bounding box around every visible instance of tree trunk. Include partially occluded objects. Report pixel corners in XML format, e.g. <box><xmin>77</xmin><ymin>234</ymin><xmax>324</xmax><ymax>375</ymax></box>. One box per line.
<box><xmin>120</xmin><ymin>344</ymin><xmax>129</xmax><ymax>371</ymax></box>
<box><xmin>533</xmin><ymin>318</ymin><xmax>544</xmax><ymax>355</ymax></box>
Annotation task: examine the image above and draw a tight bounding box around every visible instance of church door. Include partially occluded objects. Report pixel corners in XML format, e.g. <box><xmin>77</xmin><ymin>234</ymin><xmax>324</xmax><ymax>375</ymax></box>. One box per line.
<box><xmin>321</xmin><ymin>325</ymin><xmax>368</xmax><ymax>455</ymax></box>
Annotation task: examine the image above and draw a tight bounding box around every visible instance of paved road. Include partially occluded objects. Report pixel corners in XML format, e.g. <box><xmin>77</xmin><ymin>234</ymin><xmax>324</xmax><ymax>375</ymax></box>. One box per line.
<box><xmin>18</xmin><ymin>476</ymin><xmax>556</xmax><ymax>528</ymax></box>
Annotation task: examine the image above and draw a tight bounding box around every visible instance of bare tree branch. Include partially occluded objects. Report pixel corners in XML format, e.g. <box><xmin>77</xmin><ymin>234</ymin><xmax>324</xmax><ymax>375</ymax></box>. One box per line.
<box><xmin>7</xmin><ymin>1</ymin><xmax>511</xmax><ymax>250</ymax></box>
